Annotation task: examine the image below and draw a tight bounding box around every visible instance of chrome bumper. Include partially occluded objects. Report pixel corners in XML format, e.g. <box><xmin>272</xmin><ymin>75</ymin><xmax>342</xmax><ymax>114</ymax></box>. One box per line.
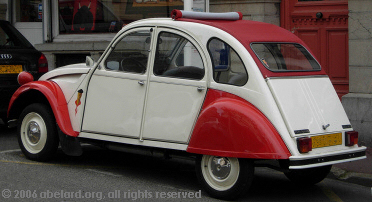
<box><xmin>289</xmin><ymin>147</ymin><xmax>367</xmax><ymax>169</ymax></box>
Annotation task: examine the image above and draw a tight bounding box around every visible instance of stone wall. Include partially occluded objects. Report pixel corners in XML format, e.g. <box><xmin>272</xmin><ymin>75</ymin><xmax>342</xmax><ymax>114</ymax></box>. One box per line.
<box><xmin>209</xmin><ymin>0</ymin><xmax>281</xmax><ymax>25</ymax></box>
<box><xmin>343</xmin><ymin>0</ymin><xmax>372</xmax><ymax>147</ymax></box>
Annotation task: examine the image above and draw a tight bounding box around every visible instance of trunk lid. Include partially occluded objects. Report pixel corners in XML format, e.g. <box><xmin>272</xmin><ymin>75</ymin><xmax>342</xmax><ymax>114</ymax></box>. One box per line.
<box><xmin>267</xmin><ymin>76</ymin><xmax>351</xmax><ymax>137</ymax></box>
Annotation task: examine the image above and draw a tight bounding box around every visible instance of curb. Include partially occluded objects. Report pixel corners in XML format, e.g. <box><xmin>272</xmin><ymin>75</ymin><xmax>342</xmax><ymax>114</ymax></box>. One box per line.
<box><xmin>328</xmin><ymin>167</ymin><xmax>372</xmax><ymax>187</ymax></box>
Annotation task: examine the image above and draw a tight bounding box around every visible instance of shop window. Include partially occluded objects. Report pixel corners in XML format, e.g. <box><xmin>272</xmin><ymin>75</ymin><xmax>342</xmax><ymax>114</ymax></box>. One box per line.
<box><xmin>58</xmin><ymin>0</ymin><xmax>184</xmax><ymax>34</ymax></box>
<box><xmin>16</xmin><ymin>0</ymin><xmax>43</xmax><ymax>22</ymax></box>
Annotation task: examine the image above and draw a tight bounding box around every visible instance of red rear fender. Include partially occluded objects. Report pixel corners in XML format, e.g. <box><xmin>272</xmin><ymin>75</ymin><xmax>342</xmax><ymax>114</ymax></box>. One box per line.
<box><xmin>187</xmin><ymin>89</ymin><xmax>290</xmax><ymax>159</ymax></box>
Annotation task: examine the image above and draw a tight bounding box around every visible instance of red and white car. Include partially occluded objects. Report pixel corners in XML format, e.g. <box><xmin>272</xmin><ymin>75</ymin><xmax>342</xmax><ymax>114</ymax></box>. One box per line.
<box><xmin>8</xmin><ymin>10</ymin><xmax>366</xmax><ymax>200</ymax></box>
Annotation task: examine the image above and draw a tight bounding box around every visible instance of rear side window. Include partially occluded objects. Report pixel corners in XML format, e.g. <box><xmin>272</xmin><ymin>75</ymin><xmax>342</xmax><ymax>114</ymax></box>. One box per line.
<box><xmin>251</xmin><ymin>43</ymin><xmax>320</xmax><ymax>72</ymax></box>
<box><xmin>208</xmin><ymin>38</ymin><xmax>248</xmax><ymax>86</ymax></box>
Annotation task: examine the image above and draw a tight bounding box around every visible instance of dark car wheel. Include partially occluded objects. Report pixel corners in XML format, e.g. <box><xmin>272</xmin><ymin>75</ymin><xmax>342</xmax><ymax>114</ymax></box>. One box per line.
<box><xmin>284</xmin><ymin>165</ymin><xmax>332</xmax><ymax>186</ymax></box>
<box><xmin>196</xmin><ymin>155</ymin><xmax>254</xmax><ymax>200</ymax></box>
<box><xmin>17</xmin><ymin>103</ymin><xmax>59</xmax><ymax>161</ymax></box>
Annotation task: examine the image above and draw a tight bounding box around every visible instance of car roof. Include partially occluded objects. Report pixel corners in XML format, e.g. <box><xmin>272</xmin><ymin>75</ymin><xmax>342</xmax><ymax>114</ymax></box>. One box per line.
<box><xmin>176</xmin><ymin>18</ymin><xmax>302</xmax><ymax>44</ymax></box>
<box><xmin>125</xmin><ymin>17</ymin><xmax>326</xmax><ymax>78</ymax></box>
<box><xmin>174</xmin><ymin>18</ymin><xmax>326</xmax><ymax>78</ymax></box>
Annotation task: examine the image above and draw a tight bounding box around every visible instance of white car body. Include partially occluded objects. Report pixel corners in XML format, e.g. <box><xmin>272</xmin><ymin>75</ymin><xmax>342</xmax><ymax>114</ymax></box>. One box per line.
<box><xmin>9</xmin><ymin>11</ymin><xmax>366</xmax><ymax>200</ymax></box>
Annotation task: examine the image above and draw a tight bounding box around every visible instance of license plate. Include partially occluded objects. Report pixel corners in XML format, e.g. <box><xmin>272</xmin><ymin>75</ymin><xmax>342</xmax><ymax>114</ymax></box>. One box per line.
<box><xmin>0</xmin><ymin>65</ymin><xmax>23</xmax><ymax>74</ymax></box>
<box><xmin>311</xmin><ymin>133</ymin><xmax>342</xmax><ymax>148</ymax></box>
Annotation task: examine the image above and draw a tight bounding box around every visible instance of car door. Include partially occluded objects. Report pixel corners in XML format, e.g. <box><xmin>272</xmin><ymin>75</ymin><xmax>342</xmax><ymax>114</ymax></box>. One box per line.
<box><xmin>82</xmin><ymin>28</ymin><xmax>153</xmax><ymax>138</ymax></box>
<box><xmin>141</xmin><ymin>29</ymin><xmax>207</xmax><ymax>143</ymax></box>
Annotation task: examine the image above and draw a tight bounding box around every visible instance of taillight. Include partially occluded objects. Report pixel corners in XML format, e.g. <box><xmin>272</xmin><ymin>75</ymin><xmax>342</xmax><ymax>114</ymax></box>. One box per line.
<box><xmin>345</xmin><ymin>131</ymin><xmax>358</xmax><ymax>146</ymax></box>
<box><xmin>38</xmin><ymin>53</ymin><xmax>48</xmax><ymax>73</ymax></box>
<box><xmin>297</xmin><ymin>137</ymin><xmax>312</xmax><ymax>153</ymax></box>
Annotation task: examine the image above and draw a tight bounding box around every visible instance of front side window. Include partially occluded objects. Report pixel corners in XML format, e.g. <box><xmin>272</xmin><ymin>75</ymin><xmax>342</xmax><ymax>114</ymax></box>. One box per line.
<box><xmin>104</xmin><ymin>30</ymin><xmax>151</xmax><ymax>74</ymax></box>
<box><xmin>251</xmin><ymin>43</ymin><xmax>321</xmax><ymax>72</ymax></box>
<box><xmin>153</xmin><ymin>32</ymin><xmax>205</xmax><ymax>80</ymax></box>
<box><xmin>208</xmin><ymin>38</ymin><xmax>248</xmax><ymax>86</ymax></box>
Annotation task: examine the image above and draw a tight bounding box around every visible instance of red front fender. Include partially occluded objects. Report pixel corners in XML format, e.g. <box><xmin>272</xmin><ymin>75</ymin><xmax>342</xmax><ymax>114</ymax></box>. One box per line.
<box><xmin>8</xmin><ymin>81</ymin><xmax>78</xmax><ymax>137</ymax></box>
<box><xmin>187</xmin><ymin>89</ymin><xmax>290</xmax><ymax>159</ymax></box>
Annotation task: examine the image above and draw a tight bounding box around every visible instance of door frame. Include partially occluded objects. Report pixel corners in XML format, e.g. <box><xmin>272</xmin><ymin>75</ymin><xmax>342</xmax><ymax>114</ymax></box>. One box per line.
<box><xmin>81</xmin><ymin>27</ymin><xmax>155</xmax><ymax>138</ymax></box>
<box><xmin>141</xmin><ymin>27</ymin><xmax>208</xmax><ymax>143</ymax></box>
<box><xmin>281</xmin><ymin>0</ymin><xmax>348</xmax><ymax>31</ymax></box>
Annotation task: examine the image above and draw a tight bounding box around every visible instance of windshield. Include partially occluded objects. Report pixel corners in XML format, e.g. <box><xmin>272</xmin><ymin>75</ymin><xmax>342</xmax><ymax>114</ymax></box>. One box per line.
<box><xmin>251</xmin><ymin>43</ymin><xmax>320</xmax><ymax>72</ymax></box>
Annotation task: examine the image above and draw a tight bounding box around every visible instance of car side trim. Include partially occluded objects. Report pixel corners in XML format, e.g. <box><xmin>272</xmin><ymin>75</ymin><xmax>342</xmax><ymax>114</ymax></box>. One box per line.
<box><xmin>187</xmin><ymin>89</ymin><xmax>291</xmax><ymax>159</ymax></box>
<box><xmin>8</xmin><ymin>81</ymin><xmax>78</xmax><ymax>137</ymax></box>
<box><xmin>78</xmin><ymin>132</ymin><xmax>188</xmax><ymax>151</ymax></box>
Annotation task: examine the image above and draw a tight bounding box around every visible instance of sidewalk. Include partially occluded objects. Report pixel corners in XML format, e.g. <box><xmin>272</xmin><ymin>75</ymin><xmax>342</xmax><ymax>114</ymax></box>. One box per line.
<box><xmin>330</xmin><ymin>147</ymin><xmax>372</xmax><ymax>187</ymax></box>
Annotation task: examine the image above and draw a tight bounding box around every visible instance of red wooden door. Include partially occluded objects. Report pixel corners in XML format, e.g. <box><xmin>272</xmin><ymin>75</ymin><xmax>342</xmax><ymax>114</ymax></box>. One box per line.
<box><xmin>281</xmin><ymin>0</ymin><xmax>349</xmax><ymax>98</ymax></box>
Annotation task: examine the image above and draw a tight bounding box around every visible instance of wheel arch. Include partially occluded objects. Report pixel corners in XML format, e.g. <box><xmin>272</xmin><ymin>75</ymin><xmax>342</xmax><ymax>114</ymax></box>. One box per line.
<box><xmin>8</xmin><ymin>81</ymin><xmax>78</xmax><ymax>137</ymax></box>
<box><xmin>8</xmin><ymin>90</ymin><xmax>49</xmax><ymax>120</ymax></box>
<box><xmin>187</xmin><ymin>89</ymin><xmax>291</xmax><ymax>159</ymax></box>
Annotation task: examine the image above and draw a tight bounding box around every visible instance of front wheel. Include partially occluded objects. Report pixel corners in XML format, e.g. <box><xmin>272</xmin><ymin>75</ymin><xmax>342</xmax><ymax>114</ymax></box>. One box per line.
<box><xmin>195</xmin><ymin>155</ymin><xmax>254</xmax><ymax>200</ymax></box>
<box><xmin>17</xmin><ymin>103</ymin><xmax>59</xmax><ymax>161</ymax></box>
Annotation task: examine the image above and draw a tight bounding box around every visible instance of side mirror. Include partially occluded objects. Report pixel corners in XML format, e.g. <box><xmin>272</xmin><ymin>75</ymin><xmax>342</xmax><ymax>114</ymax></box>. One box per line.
<box><xmin>86</xmin><ymin>56</ymin><xmax>94</xmax><ymax>67</ymax></box>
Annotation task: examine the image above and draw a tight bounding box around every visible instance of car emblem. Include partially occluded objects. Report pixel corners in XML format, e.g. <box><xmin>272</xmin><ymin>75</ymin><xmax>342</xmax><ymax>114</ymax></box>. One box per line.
<box><xmin>0</xmin><ymin>54</ymin><xmax>12</xmax><ymax>59</ymax></box>
<box><xmin>322</xmin><ymin>124</ymin><xmax>330</xmax><ymax>130</ymax></box>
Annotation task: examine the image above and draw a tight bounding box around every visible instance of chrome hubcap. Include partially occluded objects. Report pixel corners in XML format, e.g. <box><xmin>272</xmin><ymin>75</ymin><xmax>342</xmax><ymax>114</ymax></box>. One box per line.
<box><xmin>211</xmin><ymin>157</ymin><xmax>231</xmax><ymax>180</ymax></box>
<box><xmin>27</xmin><ymin>121</ymin><xmax>41</xmax><ymax>144</ymax></box>
<box><xmin>21</xmin><ymin>112</ymin><xmax>48</xmax><ymax>154</ymax></box>
<box><xmin>201</xmin><ymin>155</ymin><xmax>240</xmax><ymax>191</ymax></box>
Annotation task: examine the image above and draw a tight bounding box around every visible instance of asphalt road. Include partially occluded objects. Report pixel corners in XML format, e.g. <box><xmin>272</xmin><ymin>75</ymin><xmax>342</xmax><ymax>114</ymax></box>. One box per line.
<box><xmin>0</xmin><ymin>127</ymin><xmax>371</xmax><ymax>202</ymax></box>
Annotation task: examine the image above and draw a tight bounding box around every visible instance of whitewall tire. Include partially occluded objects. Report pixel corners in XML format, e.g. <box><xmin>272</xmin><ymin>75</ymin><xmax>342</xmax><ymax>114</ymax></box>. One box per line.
<box><xmin>196</xmin><ymin>155</ymin><xmax>254</xmax><ymax>200</ymax></box>
<box><xmin>18</xmin><ymin>103</ymin><xmax>59</xmax><ymax>161</ymax></box>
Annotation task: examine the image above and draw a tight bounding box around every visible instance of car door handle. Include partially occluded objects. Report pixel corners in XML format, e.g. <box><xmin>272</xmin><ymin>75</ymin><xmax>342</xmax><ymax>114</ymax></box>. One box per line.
<box><xmin>138</xmin><ymin>81</ymin><xmax>145</xmax><ymax>86</ymax></box>
<box><xmin>197</xmin><ymin>86</ymin><xmax>206</xmax><ymax>92</ymax></box>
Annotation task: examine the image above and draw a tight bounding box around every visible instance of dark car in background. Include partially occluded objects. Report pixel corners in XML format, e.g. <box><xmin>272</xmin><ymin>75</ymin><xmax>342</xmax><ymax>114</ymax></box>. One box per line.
<box><xmin>0</xmin><ymin>20</ymin><xmax>48</xmax><ymax>125</ymax></box>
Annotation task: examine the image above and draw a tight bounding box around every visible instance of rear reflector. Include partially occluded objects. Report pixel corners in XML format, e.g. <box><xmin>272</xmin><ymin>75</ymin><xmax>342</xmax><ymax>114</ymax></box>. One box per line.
<box><xmin>297</xmin><ymin>137</ymin><xmax>312</xmax><ymax>153</ymax></box>
<box><xmin>38</xmin><ymin>53</ymin><xmax>48</xmax><ymax>73</ymax></box>
<box><xmin>345</xmin><ymin>131</ymin><xmax>358</xmax><ymax>146</ymax></box>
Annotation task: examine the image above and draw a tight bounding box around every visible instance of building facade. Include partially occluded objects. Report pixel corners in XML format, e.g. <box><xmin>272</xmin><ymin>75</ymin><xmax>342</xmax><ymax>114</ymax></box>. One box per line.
<box><xmin>343</xmin><ymin>0</ymin><xmax>372</xmax><ymax>148</ymax></box>
<box><xmin>0</xmin><ymin>0</ymin><xmax>371</xmax><ymax>147</ymax></box>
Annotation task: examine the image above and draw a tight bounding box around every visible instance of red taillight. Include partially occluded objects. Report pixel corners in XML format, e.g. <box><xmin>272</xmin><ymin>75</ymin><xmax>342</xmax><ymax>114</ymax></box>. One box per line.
<box><xmin>38</xmin><ymin>53</ymin><xmax>48</xmax><ymax>73</ymax></box>
<box><xmin>345</xmin><ymin>131</ymin><xmax>358</xmax><ymax>146</ymax></box>
<box><xmin>297</xmin><ymin>137</ymin><xmax>312</xmax><ymax>153</ymax></box>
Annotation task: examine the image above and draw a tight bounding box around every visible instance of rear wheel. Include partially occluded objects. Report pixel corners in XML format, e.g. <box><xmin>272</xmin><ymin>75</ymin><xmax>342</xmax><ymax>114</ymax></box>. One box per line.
<box><xmin>17</xmin><ymin>103</ymin><xmax>59</xmax><ymax>161</ymax></box>
<box><xmin>284</xmin><ymin>165</ymin><xmax>332</xmax><ymax>185</ymax></box>
<box><xmin>196</xmin><ymin>155</ymin><xmax>254</xmax><ymax>200</ymax></box>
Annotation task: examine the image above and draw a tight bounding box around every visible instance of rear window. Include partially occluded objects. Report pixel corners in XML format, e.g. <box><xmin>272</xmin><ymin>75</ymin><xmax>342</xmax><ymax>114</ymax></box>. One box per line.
<box><xmin>251</xmin><ymin>43</ymin><xmax>320</xmax><ymax>72</ymax></box>
<box><xmin>0</xmin><ymin>22</ymin><xmax>33</xmax><ymax>49</ymax></box>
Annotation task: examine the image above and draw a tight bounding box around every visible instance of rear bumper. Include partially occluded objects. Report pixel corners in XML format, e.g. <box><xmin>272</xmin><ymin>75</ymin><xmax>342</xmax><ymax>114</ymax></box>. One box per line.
<box><xmin>289</xmin><ymin>147</ymin><xmax>366</xmax><ymax>169</ymax></box>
